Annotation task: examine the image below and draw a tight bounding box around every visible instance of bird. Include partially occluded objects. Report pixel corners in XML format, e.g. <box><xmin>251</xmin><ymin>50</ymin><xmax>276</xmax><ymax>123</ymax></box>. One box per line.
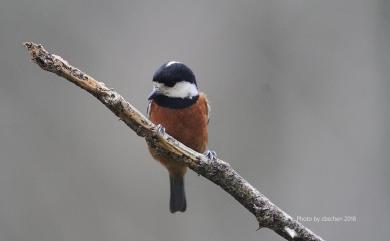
<box><xmin>146</xmin><ymin>61</ymin><xmax>215</xmax><ymax>213</ymax></box>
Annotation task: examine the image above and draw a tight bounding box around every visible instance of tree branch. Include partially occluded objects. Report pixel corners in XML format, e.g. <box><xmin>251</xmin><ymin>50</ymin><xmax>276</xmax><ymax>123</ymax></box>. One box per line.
<box><xmin>23</xmin><ymin>42</ymin><xmax>325</xmax><ymax>241</ymax></box>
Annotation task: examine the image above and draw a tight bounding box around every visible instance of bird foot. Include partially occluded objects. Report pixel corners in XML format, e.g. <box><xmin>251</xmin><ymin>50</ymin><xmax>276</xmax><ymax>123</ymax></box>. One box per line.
<box><xmin>204</xmin><ymin>150</ymin><xmax>217</xmax><ymax>161</ymax></box>
<box><xmin>155</xmin><ymin>124</ymin><xmax>166</xmax><ymax>136</ymax></box>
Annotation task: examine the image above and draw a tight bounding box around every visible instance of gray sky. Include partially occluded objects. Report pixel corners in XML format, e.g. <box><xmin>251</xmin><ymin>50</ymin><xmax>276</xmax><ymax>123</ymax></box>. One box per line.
<box><xmin>0</xmin><ymin>0</ymin><xmax>389</xmax><ymax>240</ymax></box>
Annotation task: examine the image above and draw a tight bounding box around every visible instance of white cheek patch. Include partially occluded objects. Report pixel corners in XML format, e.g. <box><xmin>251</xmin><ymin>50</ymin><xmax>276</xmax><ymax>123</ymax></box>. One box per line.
<box><xmin>154</xmin><ymin>81</ymin><xmax>198</xmax><ymax>99</ymax></box>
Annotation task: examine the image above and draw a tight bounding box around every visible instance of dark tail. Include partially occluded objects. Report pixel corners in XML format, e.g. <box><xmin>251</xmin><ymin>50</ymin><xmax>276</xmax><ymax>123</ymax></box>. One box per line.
<box><xmin>169</xmin><ymin>175</ymin><xmax>187</xmax><ymax>213</ymax></box>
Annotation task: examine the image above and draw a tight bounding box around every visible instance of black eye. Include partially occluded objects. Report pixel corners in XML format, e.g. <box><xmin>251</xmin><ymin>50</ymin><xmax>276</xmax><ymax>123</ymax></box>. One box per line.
<box><xmin>153</xmin><ymin>74</ymin><xmax>176</xmax><ymax>87</ymax></box>
<box><xmin>164</xmin><ymin>80</ymin><xmax>176</xmax><ymax>87</ymax></box>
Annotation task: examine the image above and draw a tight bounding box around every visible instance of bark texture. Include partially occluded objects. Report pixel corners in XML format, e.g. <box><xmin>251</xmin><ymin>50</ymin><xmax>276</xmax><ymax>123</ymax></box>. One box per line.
<box><xmin>23</xmin><ymin>42</ymin><xmax>325</xmax><ymax>241</ymax></box>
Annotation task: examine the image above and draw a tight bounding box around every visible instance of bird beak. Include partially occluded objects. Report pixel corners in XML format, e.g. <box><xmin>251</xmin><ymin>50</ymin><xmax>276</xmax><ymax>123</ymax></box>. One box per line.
<box><xmin>148</xmin><ymin>89</ymin><xmax>161</xmax><ymax>100</ymax></box>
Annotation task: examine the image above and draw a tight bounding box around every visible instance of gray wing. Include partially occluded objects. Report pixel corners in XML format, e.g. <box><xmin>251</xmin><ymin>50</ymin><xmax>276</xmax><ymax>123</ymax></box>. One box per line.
<box><xmin>146</xmin><ymin>101</ymin><xmax>152</xmax><ymax>119</ymax></box>
<box><xmin>205</xmin><ymin>97</ymin><xmax>211</xmax><ymax>124</ymax></box>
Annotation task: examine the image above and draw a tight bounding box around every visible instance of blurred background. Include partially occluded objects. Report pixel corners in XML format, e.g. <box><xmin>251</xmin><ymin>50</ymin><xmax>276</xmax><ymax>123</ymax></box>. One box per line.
<box><xmin>0</xmin><ymin>0</ymin><xmax>389</xmax><ymax>240</ymax></box>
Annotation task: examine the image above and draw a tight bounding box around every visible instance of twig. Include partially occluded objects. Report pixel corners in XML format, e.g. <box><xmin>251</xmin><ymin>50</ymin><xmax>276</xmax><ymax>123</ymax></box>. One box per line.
<box><xmin>23</xmin><ymin>42</ymin><xmax>325</xmax><ymax>241</ymax></box>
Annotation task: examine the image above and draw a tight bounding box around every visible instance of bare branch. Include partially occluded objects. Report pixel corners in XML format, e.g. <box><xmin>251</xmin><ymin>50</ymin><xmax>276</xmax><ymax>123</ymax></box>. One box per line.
<box><xmin>23</xmin><ymin>42</ymin><xmax>325</xmax><ymax>241</ymax></box>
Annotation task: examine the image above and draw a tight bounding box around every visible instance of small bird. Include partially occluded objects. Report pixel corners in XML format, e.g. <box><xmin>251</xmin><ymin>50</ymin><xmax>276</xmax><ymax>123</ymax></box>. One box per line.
<box><xmin>147</xmin><ymin>61</ymin><xmax>214</xmax><ymax>213</ymax></box>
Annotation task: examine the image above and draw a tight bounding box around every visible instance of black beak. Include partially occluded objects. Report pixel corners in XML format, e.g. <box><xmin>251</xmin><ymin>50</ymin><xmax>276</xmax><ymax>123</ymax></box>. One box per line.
<box><xmin>148</xmin><ymin>89</ymin><xmax>162</xmax><ymax>100</ymax></box>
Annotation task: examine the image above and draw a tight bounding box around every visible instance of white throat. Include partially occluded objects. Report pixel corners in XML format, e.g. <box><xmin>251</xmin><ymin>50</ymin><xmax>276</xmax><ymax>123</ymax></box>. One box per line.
<box><xmin>153</xmin><ymin>81</ymin><xmax>198</xmax><ymax>99</ymax></box>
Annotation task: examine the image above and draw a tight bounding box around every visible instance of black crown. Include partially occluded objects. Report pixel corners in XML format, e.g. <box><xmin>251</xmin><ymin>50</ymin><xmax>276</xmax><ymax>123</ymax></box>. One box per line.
<box><xmin>153</xmin><ymin>62</ymin><xmax>197</xmax><ymax>87</ymax></box>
